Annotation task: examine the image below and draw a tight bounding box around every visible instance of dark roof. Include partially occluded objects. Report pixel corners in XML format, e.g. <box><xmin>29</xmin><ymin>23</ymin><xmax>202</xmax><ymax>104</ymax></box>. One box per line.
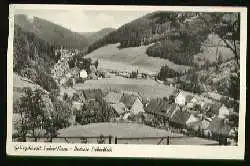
<box><xmin>170</xmin><ymin>110</ymin><xmax>191</xmax><ymax>126</ymax></box>
<box><xmin>189</xmin><ymin>120</ymin><xmax>210</xmax><ymax>131</ymax></box>
<box><xmin>119</xmin><ymin>93</ymin><xmax>138</xmax><ymax>109</ymax></box>
<box><xmin>210</xmin><ymin>102</ymin><xmax>222</xmax><ymax>115</ymax></box>
<box><xmin>207</xmin><ymin>117</ymin><xmax>232</xmax><ymax>136</ymax></box>
<box><xmin>165</xmin><ymin>103</ymin><xmax>180</xmax><ymax>118</ymax></box>
<box><xmin>145</xmin><ymin>98</ymin><xmax>170</xmax><ymax>115</ymax></box>
<box><xmin>82</xmin><ymin>89</ymin><xmax>105</xmax><ymax>100</ymax></box>
<box><xmin>186</xmin><ymin>95</ymin><xmax>194</xmax><ymax>103</ymax></box>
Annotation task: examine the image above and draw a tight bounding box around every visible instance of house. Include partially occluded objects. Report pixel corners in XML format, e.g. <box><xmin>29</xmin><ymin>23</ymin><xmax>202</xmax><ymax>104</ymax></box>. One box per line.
<box><xmin>218</xmin><ymin>105</ymin><xmax>230</xmax><ymax>119</ymax></box>
<box><xmin>207</xmin><ymin>117</ymin><xmax>232</xmax><ymax>137</ymax></box>
<box><xmin>144</xmin><ymin>98</ymin><xmax>171</xmax><ymax>126</ymax></box>
<box><xmin>72</xmin><ymin>101</ymin><xmax>84</xmax><ymax>110</ymax></box>
<box><xmin>175</xmin><ymin>91</ymin><xmax>186</xmax><ymax>106</ymax></box>
<box><xmin>82</xmin><ymin>89</ymin><xmax>105</xmax><ymax>101</ymax></box>
<box><xmin>188</xmin><ymin>119</ymin><xmax>210</xmax><ymax>132</ymax></box>
<box><xmin>186</xmin><ymin>114</ymin><xmax>200</xmax><ymax>126</ymax></box>
<box><xmin>130</xmin><ymin>97</ymin><xmax>145</xmax><ymax>114</ymax></box>
<box><xmin>110</xmin><ymin>102</ymin><xmax>127</xmax><ymax>116</ymax></box>
<box><xmin>119</xmin><ymin>93</ymin><xmax>138</xmax><ymax>110</ymax></box>
<box><xmin>144</xmin><ymin>98</ymin><xmax>170</xmax><ymax>116</ymax></box>
<box><xmin>169</xmin><ymin>109</ymin><xmax>191</xmax><ymax>129</ymax></box>
<box><xmin>104</xmin><ymin>91</ymin><xmax>123</xmax><ymax>104</ymax></box>
<box><xmin>79</xmin><ymin>69</ymin><xmax>88</xmax><ymax>79</ymax></box>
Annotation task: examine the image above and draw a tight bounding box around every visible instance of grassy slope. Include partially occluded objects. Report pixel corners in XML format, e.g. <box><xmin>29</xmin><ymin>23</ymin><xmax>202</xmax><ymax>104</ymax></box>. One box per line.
<box><xmin>85</xmin><ymin>43</ymin><xmax>191</xmax><ymax>75</ymax></box>
<box><xmin>73</xmin><ymin>76</ymin><xmax>207</xmax><ymax>99</ymax></box>
<box><xmin>193</xmin><ymin>34</ymin><xmax>235</xmax><ymax>65</ymax></box>
<box><xmin>13</xmin><ymin>73</ymin><xmax>44</xmax><ymax>102</ymax></box>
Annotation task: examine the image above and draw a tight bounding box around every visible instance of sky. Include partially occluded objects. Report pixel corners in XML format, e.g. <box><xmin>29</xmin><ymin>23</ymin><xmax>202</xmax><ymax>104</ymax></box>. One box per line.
<box><xmin>15</xmin><ymin>9</ymin><xmax>151</xmax><ymax>32</ymax></box>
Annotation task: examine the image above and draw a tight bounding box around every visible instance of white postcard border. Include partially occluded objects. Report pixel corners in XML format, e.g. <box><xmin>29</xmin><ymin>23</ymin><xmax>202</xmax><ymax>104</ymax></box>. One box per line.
<box><xmin>6</xmin><ymin>4</ymin><xmax>247</xmax><ymax>159</ymax></box>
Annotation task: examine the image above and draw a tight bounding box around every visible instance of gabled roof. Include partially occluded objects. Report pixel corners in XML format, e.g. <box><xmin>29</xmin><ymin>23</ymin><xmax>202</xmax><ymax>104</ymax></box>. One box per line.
<box><xmin>210</xmin><ymin>102</ymin><xmax>222</xmax><ymax>115</ymax></box>
<box><xmin>189</xmin><ymin>119</ymin><xmax>210</xmax><ymax>131</ymax></box>
<box><xmin>186</xmin><ymin>95</ymin><xmax>194</xmax><ymax>103</ymax></box>
<box><xmin>144</xmin><ymin>98</ymin><xmax>170</xmax><ymax>115</ymax></box>
<box><xmin>169</xmin><ymin>110</ymin><xmax>191</xmax><ymax>126</ymax></box>
<box><xmin>110</xmin><ymin>103</ymin><xmax>126</xmax><ymax>115</ymax></box>
<box><xmin>82</xmin><ymin>89</ymin><xmax>104</xmax><ymax>100</ymax></box>
<box><xmin>119</xmin><ymin>93</ymin><xmax>138</xmax><ymax>109</ymax></box>
<box><xmin>104</xmin><ymin>92</ymin><xmax>123</xmax><ymax>104</ymax></box>
<box><xmin>207</xmin><ymin>117</ymin><xmax>232</xmax><ymax>136</ymax></box>
<box><xmin>130</xmin><ymin>98</ymin><xmax>145</xmax><ymax>114</ymax></box>
<box><xmin>165</xmin><ymin>103</ymin><xmax>180</xmax><ymax>118</ymax></box>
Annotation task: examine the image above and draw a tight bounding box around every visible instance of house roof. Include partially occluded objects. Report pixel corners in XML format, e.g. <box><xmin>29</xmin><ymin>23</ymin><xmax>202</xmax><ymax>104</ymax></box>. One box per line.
<box><xmin>210</xmin><ymin>102</ymin><xmax>222</xmax><ymax>115</ymax></box>
<box><xmin>186</xmin><ymin>95</ymin><xmax>194</xmax><ymax>103</ymax></box>
<box><xmin>169</xmin><ymin>110</ymin><xmax>191</xmax><ymax>126</ymax></box>
<box><xmin>82</xmin><ymin>89</ymin><xmax>104</xmax><ymax>100</ymax></box>
<box><xmin>189</xmin><ymin>120</ymin><xmax>210</xmax><ymax>131</ymax></box>
<box><xmin>119</xmin><ymin>93</ymin><xmax>138</xmax><ymax>109</ymax></box>
<box><xmin>104</xmin><ymin>92</ymin><xmax>123</xmax><ymax>104</ymax></box>
<box><xmin>165</xmin><ymin>103</ymin><xmax>180</xmax><ymax>118</ymax></box>
<box><xmin>144</xmin><ymin>98</ymin><xmax>170</xmax><ymax>115</ymax></box>
<box><xmin>110</xmin><ymin>103</ymin><xmax>126</xmax><ymax>115</ymax></box>
<box><xmin>130</xmin><ymin>98</ymin><xmax>145</xmax><ymax>114</ymax></box>
<box><xmin>207</xmin><ymin>117</ymin><xmax>232</xmax><ymax>136</ymax></box>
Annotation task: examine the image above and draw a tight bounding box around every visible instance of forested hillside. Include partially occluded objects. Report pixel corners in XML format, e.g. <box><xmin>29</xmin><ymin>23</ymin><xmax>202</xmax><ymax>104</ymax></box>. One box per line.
<box><xmin>87</xmin><ymin>12</ymin><xmax>239</xmax><ymax>66</ymax></box>
<box><xmin>15</xmin><ymin>14</ymin><xmax>89</xmax><ymax>49</ymax></box>
<box><xmin>81</xmin><ymin>28</ymin><xmax>116</xmax><ymax>45</ymax></box>
<box><xmin>14</xmin><ymin>24</ymin><xmax>58</xmax><ymax>91</ymax></box>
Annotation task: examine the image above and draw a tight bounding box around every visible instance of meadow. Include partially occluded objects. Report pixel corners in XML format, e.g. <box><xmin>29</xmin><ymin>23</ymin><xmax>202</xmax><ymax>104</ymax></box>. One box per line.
<box><xmin>85</xmin><ymin>43</ymin><xmax>191</xmax><ymax>75</ymax></box>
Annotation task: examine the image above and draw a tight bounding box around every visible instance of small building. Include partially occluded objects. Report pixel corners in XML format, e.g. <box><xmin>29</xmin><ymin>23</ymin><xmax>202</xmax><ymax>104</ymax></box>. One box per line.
<box><xmin>175</xmin><ymin>91</ymin><xmax>186</xmax><ymax>106</ymax></box>
<box><xmin>169</xmin><ymin>109</ymin><xmax>191</xmax><ymax>129</ymax></box>
<box><xmin>207</xmin><ymin>117</ymin><xmax>232</xmax><ymax>139</ymax></box>
<box><xmin>186</xmin><ymin>114</ymin><xmax>200</xmax><ymax>126</ymax></box>
<box><xmin>218</xmin><ymin>105</ymin><xmax>230</xmax><ymax>119</ymax></box>
<box><xmin>79</xmin><ymin>69</ymin><xmax>88</xmax><ymax>79</ymax></box>
<box><xmin>104</xmin><ymin>91</ymin><xmax>123</xmax><ymax>104</ymax></box>
<box><xmin>72</xmin><ymin>101</ymin><xmax>84</xmax><ymax>110</ymax></box>
<box><xmin>110</xmin><ymin>102</ymin><xmax>127</xmax><ymax>116</ymax></box>
<box><xmin>130</xmin><ymin>98</ymin><xmax>145</xmax><ymax>114</ymax></box>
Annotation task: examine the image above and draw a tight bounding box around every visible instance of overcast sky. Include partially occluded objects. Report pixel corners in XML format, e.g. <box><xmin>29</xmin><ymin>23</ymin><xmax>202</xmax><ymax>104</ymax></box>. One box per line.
<box><xmin>15</xmin><ymin>9</ymin><xmax>151</xmax><ymax>32</ymax></box>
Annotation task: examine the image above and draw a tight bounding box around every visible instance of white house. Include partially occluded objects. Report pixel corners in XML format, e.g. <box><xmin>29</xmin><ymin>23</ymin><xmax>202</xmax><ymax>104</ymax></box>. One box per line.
<box><xmin>218</xmin><ymin>104</ymin><xmax>230</xmax><ymax>119</ymax></box>
<box><xmin>79</xmin><ymin>69</ymin><xmax>88</xmax><ymax>79</ymax></box>
<box><xmin>175</xmin><ymin>91</ymin><xmax>186</xmax><ymax>106</ymax></box>
<box><xmin>130</xmin><ymin>98</ymin><xmax>145</xmax><ymax>114</ymax></box>
<box><xmin>186</xmin><ymin>114</ymin><xmax>200</xmax><ymax>126</ymax></box>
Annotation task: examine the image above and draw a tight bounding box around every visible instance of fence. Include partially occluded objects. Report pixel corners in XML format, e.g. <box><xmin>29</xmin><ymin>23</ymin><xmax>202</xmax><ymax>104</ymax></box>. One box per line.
<box><xmin>13</xmin><ymin>135</ymin><xmax>181</xmax><ymax>145</ymax></box>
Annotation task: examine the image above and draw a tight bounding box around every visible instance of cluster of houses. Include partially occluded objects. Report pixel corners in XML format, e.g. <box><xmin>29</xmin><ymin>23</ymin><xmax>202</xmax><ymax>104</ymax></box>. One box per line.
<box><xmin>68</xmin><ymin>86</ymin><xmax>238</xmax><ymax>145</ymax></box>
<box><xmin>51</xmin><ymin>49</ymin><xmax>102</xmax><ymax>86</ymax></box>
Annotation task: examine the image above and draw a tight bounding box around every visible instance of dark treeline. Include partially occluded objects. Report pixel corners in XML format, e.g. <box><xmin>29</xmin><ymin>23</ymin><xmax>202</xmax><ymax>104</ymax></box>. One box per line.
<box><xmin>15</xmin><ymin>14</ymin><xmax>89</xmax><ymax>49</ymax></box>
<box><xmin>14</xmin><ymin>24</ymin><xmax>58</xmax><ymax>91</ymax></box>
<box><xmin>87</xmin><ymin>12</ymin><xmax>210</xmax><ymax>66</ymax></box>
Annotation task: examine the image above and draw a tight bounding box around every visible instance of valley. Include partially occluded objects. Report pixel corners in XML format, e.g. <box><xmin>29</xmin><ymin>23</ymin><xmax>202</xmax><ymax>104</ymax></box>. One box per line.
<box><xmin>12</xmin><ymin>11</ymin><xmax>240</xmax><ymax>146</ymax></box>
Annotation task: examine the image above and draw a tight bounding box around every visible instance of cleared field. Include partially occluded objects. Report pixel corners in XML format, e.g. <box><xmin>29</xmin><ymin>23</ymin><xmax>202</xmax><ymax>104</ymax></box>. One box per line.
<box><xmin>73</xmin><ymin>76</ymin><xmax>176</xmax><ymax>98</ymax></box>
<box><xmin>58</xmin><ymin>122</ymin><xmax>182</xmax><ymax>138</ymax></box>
<box><xmin>85</xmin><ymin>43</ymin><xmax>190</xmax><ymax>75</ymax></box>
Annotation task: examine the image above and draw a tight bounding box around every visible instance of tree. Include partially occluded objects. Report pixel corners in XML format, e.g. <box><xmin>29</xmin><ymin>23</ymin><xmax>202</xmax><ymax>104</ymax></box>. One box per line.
<box><xmin>130</xmin><ymin>71</ymin><xmax>138</xmax><ymax>78</ymax></box>
<box><xmin>197</xmin><ymin>13</ymin><xmax>240</xmax><ymax>68</ymax></box>
<box><xmin>158</xmin><ymin>65</ymin><xmax>180</xmax><ymax>80</ymax></box>
<box><xmin>13</xmin><ymin>88</ymin><xmax>54</xmax><ymax>142</ymax></box>
<box><xmin>94</xmin><ymin>60</ymin><xmax>99</xmax><ymax>69</ymax></box>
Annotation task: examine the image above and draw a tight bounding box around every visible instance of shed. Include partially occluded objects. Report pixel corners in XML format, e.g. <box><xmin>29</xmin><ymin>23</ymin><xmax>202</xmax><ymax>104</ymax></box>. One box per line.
<box><xmin>104</xmin><ymin>91</ymin><xmax>123</xmax><ymax>104</ymax></box>
<box><xmin>130</xmin><ymin>98</ymin><xmax>145</xmax><ymax>114</ymax></box>
<box><xmin>79</xmin><ymin>69</ymin><xmax>88</xmax><ymax>78</ymax></box>
<box><xmin>218</xmin><ymin>105</ymin><xmax>230</xmax><ymax>119</ymax></box>
<box><xmin>175</xmin><ymin>91</ymin><xmax>186</xmax><ymax>106</ymax></box>
<box><xmin>119</xmin><ymin>93</ymin><xmax>138</xmax><ymax>109</ymax></box>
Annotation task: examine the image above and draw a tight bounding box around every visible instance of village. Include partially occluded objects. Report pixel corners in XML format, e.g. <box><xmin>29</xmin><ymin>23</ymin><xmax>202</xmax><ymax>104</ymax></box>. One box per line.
<box><xmin>46</xmin><ymin>48</ymin><xmax>239</xmax><ymax>145</ymax></box>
